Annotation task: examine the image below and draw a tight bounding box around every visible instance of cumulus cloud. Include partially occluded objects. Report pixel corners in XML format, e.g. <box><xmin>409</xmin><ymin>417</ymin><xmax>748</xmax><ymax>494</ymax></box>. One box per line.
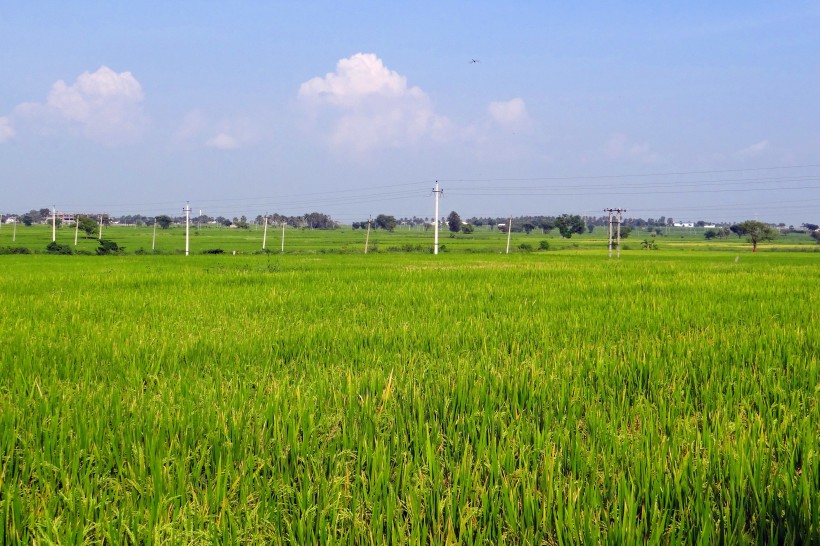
<box><xmin>605</xmin><ymin>133</ymin><xmax>659</xmax><ymax>163</ymax></box>
<box><xmin>298</xmin><ymin>53</ymin><xmax>451</xmax><ymax>154</ymax></box>
<box><xmin>12</xmin><ymin>66</ymin><xmax>146</xmax><ymax>144</ymax></box>
<box><xmin>0</xmin><ymin>117</ymin><xmax>14</xmax><ymax>143</ymax></box>
<box><xmin>736</xmin><ymin>139</ymin><xmax>769</xmax><ymax>157</ymax></box>
<box><xmin>488</xmin><ymin>98</ymin><xmax>528</xmax><ymax>126</ymax></box>
<box><xmin>206</xmin><ymin>133</ymin><xmax>241</xmax><ymax>150</ymax></box>
<box><xmin>172</xmin><ymin>110</ymin><xmax>256</xmax><ymax>150</ymax></box>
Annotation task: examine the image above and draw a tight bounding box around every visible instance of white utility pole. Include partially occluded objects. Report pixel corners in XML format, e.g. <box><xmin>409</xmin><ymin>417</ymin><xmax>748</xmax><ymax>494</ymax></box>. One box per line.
<box><xmin>152</xmin><ymin>218</ymin><xmax>157</xmax><ymax>251</ymax></box>
<box><xmin>605</xmin><ymin>208</ymin><xmax>625</xmax><ymax>258</ymax></box>
<box><xmin>98</xmin><ymin>215</ymin><xmax>103</xmax><ymax>240</ymax></box>
<box><xmin>281</xmin><ymin>222</ymin><xmax>286</xmax><ymax>253</ymax></box>
<box><xmin>184</xmin><ymin>202</ymin><xmax>191</xmax><ymax>256</ymax></box>
<box><xmin>13</xmin><ymin>218</ymin><xmax>17</xmax><ymax>242</ymax></box>
<box><xmin>74</xmin><ymin>216</ymin><xmax>79</xmax><ymax>246</ymax></box>
<box><xmin>606</xmin><ymin>209</ymin><xmax>614</xmax><ymax>258</ymax></box>
<box><xmin>505</xmin><ymin>217</ymin><xmax>513</xmax><ymax>254</ymax></box>
<box><xmin>198</xmin><ymin>209</ymin><xmax>202</xmax><ymax>231</ymax></box>
<box><xmin>433</xmin><ymin>181</ymin><xmax>443</xmax><ymax>255</ymax></box>
<box><xmin>52</xmin><ymin>206</ymin><xmax>57</xmax><ymax>242</ymax></box>
<box><xmin>262</xmin><ymin>214</ymin><xmax>268</xmax><ymax>250</ymax></box>
<box><xmin>364</xmin><ymin>216</ymin><xmax>372</xmax><ymax>254</ymax></box>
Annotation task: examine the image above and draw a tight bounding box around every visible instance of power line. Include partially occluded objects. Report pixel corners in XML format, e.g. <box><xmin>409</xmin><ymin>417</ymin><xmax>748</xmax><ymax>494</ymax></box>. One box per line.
<box><xmin>437</xmin><ymin>163</ymin><xmax>820</xmax><ymax>183</ymax></box>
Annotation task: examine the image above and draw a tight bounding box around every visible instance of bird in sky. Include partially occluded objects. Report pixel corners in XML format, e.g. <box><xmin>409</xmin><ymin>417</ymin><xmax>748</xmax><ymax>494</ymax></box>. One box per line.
<box><xmin>469</xmin><ymin>59</ymin><xmax>480</xmax><ymax>63</ymax></box>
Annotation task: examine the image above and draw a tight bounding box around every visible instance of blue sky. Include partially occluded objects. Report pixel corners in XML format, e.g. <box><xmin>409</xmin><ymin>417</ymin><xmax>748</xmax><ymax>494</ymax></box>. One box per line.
<box><xmin>1</xmin><ymin>2</ymin><xmax>819</xmax><ymax>224</ymax></box>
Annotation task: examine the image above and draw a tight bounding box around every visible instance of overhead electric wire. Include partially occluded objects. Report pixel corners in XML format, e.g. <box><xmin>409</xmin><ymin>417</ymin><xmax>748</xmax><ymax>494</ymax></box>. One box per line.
<box><xmin>45</xmin><ymin>162</ymin><xmax>819</xmax><ymax>222</ymax></box>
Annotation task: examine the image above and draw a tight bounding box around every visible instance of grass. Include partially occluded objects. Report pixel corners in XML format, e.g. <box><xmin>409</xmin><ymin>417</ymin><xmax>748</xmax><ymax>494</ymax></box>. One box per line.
<box><xmin>0</xmin><ymin>249</ymin><xmax>818</xmax><ymax>543</ymax></box>
<box><xmin>2</xmin><ymin>223</ymin><xmax>818</xmax><ymax>255</ymax></box>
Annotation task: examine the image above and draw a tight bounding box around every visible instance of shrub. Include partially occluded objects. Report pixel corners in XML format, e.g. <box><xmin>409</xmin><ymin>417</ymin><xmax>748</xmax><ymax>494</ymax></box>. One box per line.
<box><xmin>518</xmin><ymin>242</ymin><xmax>534</xmax><ymax>252</ymax></box>
<box><xmin>539</xmin><ymin>240</ymin><xmax>550</xmax><ymax>251</ymax></box>
<box><xmin>203</xmin><ymin>249</ymin><xmax>225</xmax><ymax>254</ymax></box>
<box><xmin>46</xmin><ymin>242</ymin><xmax>73</xmax><ymax>255</ymax></box>
<box><xmin>97</xmin><ymin>239</ymin><xmax>124</xmax><ymax>255</ymax></box>
<box><xmin>0</xmin><ymin>246</ymin><xmax>33</xmax><ymax>254</ymax></box>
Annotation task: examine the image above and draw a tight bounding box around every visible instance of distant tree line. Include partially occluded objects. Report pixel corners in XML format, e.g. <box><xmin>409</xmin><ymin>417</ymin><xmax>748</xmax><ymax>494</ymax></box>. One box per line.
<box><xmin>3</xmin><ymin>208</ymin><xmax>817</xmax><ymax>245</ymax></box>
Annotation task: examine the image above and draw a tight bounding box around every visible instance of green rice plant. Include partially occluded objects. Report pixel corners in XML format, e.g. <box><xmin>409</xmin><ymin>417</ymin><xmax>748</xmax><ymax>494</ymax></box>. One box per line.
<box><xmin>0</xmin><ymin>252</ymin><xmax>817</xmax><ymax>543</ymax></box>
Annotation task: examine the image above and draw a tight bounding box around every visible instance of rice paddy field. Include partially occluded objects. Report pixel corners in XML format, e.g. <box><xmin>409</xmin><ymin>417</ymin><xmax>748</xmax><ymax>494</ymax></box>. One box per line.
<box><xmin>1</xmin><ymin>228</ymin><xmax>818</xmax><ymax>544</ymax></box>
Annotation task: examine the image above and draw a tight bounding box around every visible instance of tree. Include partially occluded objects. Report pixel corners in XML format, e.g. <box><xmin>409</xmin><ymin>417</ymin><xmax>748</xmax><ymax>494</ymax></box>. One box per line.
<box><xmin>554</xmin><ymin>214</ymin><xmax>585</xmax><ymax>238</ymax></box>
<box><xmin>97</xmin><ymin>239</ymin><xmax>124</xmax><ymax>255</ymax></box>
<box><xmin>155</xmin><ymin>215</ymin><xmax>173</xmax><ymax>229</ymax></box>
<box><xmin>734</xmin><ymin>220</ymin><xmax>778</xmax><ymax>252</ymax></box>
<box><xmin>304</xmin><ymin>212</ymin><xmax>336</xmax><ymax>229</ymax></box>
<box><xmin>374</xmin><ymin>214</ymin><xmax>397</xmax><ymax>231</ymax></box>
<box><xmin>521</xmin><ymin>222</ymin><xmax>535</xmax><ymax>235</ymax></box>
<box><xmin>21</xmin><ymin>214</ymin><xmax>33</xmax><ymax>226</ymax></box>
<box><xmin>77</xmin><ymin>216</ymin><xmax>99</xmax><ymax>237</ymax></box>
<box><xmin>802</xmin><ymin>223</ymin><xmax>819</xmax><ymax>232</ymax></box>
<box><xmin>540</xmin><ymin>221</ymin><xmax>554</xmax><ymax>234</ymax></box>
<box><xmin>447</xmin><ymin>211</ymin><xmax>461</xmax><ymax>233</ymax></box>
<box><xmin>460</xmin><ymin>223</ymin><xmax>474</xmax><ymax>234</ymax></box>
<box><xmin>811</xmin><ymin>231</ymin><xmax>820</xmax><ymax>244</ymax></box>
<box><xmin>619</xmin><ymin>226</ymin><xmax>632</xmax><ymax>239</ymax></box>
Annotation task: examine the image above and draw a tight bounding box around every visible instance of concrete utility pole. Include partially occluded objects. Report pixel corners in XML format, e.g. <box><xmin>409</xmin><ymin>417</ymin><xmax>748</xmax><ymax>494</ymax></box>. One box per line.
<box><xmin>184</xmin><ymin>202</ymin><xmax>191</xmax><ymax>256</ymax></box>
<box><xmin>52</xmin><ymin>206</ymin><xmax>57</xmax><ymax>242</ymax></box>
<box><xmin>606</xmin><ymin>209</ymin><xmax>613</xmax><ymax>258</ymax></box>
<box><xmin>262</xmin><ymin>213</ymin><xmax>268</xmax><ymax>250</ymax></box>
<box><xmin>605</xmin><ymin>208</ymin><xmax>626</xmax><ymax>258</ymax></box>
<box><xmin>152</xmin><ymin>218</ymin><xmax>157</xmax><ymax>251</ymax></box>
<box><xmin>281</xmin><ymin>221</ymin><xmax>286</xmax><ymax>253</ymax></box>
<box><xmin>364</xmin><ymin>215</ymin><xmax>372</xmax><ymax>254</ymax></box>
<box><xmin>433</xmin><ymin>181</ymin><xmax>443</xmax><ymax>255</ymax></box>
<box><xmin>74</xmin><ymin>216</ymin><xmax>79</xmax><ymax>246</ymax></box>
<box><xmin>98</xmin><ymin>215</ymin><xmax>103</xmax><ymax>240</ymax></box>
<box><xmin>506</xmin><ymin>217</ymin><xmax>513</xmax><ymax>254</ymax></box>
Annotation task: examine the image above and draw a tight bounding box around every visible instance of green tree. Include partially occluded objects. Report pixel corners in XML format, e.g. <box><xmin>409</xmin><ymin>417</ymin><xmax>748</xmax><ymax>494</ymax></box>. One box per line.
<box><xmin>554</xmin><ymin>214</ymin><xmax>585</xmax><ymax>238</ymax></box>
<box><xmin>460</xmin><ymin>223</ymin><xmax>474</xmax><ymax>234</ymax></box>
<box><xmin>97</xmin><ymin>239</ymin><xmax>124</xmax><ymax>255</ymax></box>
<box><xmin>21</xmin><ymin>214</ymin><xmax>33</xmax><ymax>226</ymax></box>
<box><xmin>447</xmin><ymin>211</ymin><xmax>461</xmax><ymax>233</ymax></box>
<box><xmin>45</xmin><ymin>241</ymin><xmax>73</xmax><ymax>255</ymax></box>
<box><xmin>734</xmin><ymin>220</ymin><xmax>779</xmax><ymax>252</ymax></box>
<box><xmin>77</xmin><ymin>216</ymin><xmax>99</xmax><ymax>237</ymax></box>
<box><xmin>155</xmin><ymin>215</ymin><xmax>173</xmax><ymax>229</ymax></box>
<box><xmin>374</xmin><ymin>214</ymin><xmax>397</xmax><ymax>231</ymax></box>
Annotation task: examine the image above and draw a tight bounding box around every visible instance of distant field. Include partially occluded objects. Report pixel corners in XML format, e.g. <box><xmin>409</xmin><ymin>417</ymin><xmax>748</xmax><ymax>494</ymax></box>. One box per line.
<box><xmin>1</xmin><ymin>249</ymin><xmax>817</xmax><ymax>544</ymax></box>
<box><xmin>2</xmin><ymin>222</ymin><xmax>818</xmax><ymax>254</ymax></box>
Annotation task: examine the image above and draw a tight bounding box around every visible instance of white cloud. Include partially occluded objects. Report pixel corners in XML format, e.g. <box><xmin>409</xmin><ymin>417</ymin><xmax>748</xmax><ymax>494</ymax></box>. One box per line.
<box><xmin>298</xmin><ymin>53</ymin><xmax>451</xmax><ymax>154</ymax></box>
<box><xmin>736</xmin><ymin>139</ymin><xmax>769</xmax><ymax>157</ymax></box>
<box><xmin>488</xmin><ymin>98</ymin><xmax>528</xmax><ymax>126</ymax></box>
<box><xmin>0</xmin><ymin>117</ymin><xmax>14</xmax><ymax>143</ymax></box>
<box><xmin>12</xmin><ymin>66</ymin><xmax>146</xmax><ymax>144</ymax></box>
<box><xmin>605</xmin><ymin>133</ymin><xmax>659</xmax><ymax>163</ymax></box>
<box><xmin>172</xmin><ymin>110</ymin><xmax>256</xmax><ymax>150</ymax></box>
<box><xmin>206</xmin><ymin>133</ymin><xmax>240</xmax><ymax>150</ymax></box>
